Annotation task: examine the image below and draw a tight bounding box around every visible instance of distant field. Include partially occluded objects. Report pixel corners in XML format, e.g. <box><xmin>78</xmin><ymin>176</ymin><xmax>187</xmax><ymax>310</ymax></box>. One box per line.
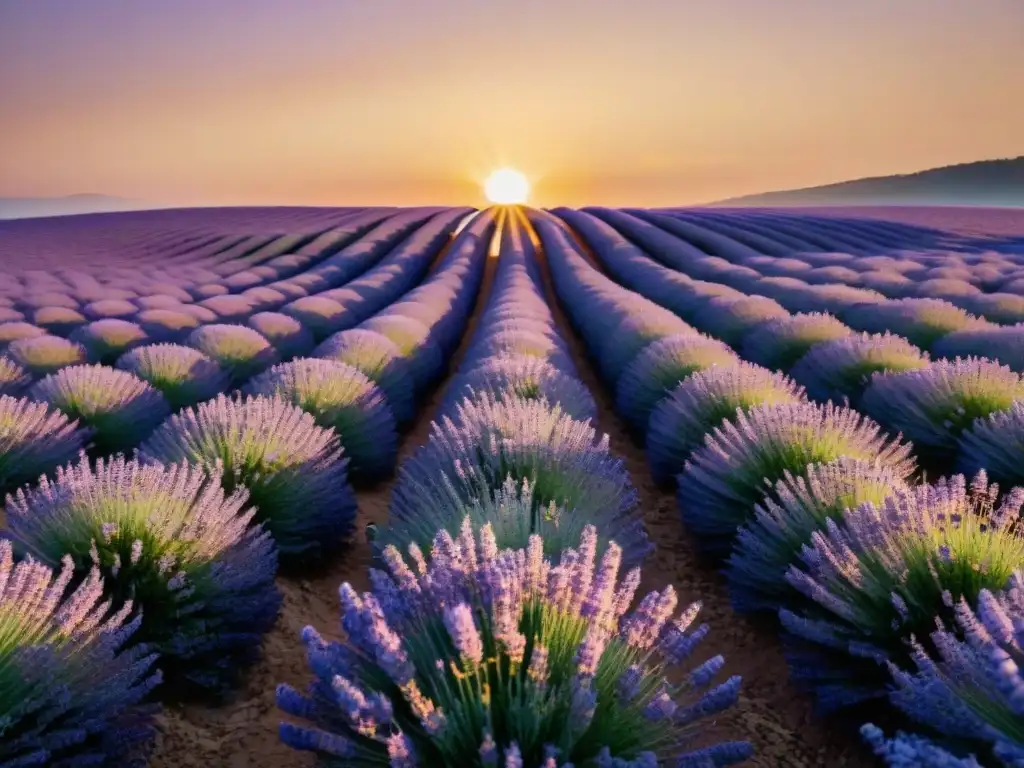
<box><xmin>2</xmin><ymin>204</ymin><xmax>1022</xmax><ymax>768</ymax></box>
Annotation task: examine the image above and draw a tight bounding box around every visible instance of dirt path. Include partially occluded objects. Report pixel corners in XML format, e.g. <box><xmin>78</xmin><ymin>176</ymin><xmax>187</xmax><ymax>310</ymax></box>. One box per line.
<box><xmin>150</xmin><ymin>209</ymin><xmax>506</xmax><ymax>768</ymax></box>
<box><xmin>518</xmin><ymin>206</ymin><xmax>875</xmax><ymax>768</ymax></box>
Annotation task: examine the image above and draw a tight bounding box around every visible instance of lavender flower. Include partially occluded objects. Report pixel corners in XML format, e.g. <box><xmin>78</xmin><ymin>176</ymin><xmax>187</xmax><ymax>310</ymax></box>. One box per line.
<box><xmin>613</xmin><ymin>333</ymin><xmax>738</xmax><ymax>434</ymax></box>
<box><xmin>244</xmin><ymin>358</ymin><xmax>398</xmax><ymax>482</ymax></box>
<box><xmin>862</xmin><ymin>357</ymin><xmax>1024</xmax><ymax>461</ymax></box>
<box><xmin>0</xmin><ymin>540</ymin><xmax>161</xmax><ymax>766</ymax></box>
<box><xmin>31</xmin><ymin>305</ymin><xmax>89</xmax><ymax>336</ymax></box>
<box><xmin>196</xmin><ymin>294</ymin><xmax>255</xmax><ymax>321</ymax></box>
<box><xmin>726</xmin><ymin>458</ymin><xmax>909</xmax><ymax>614</ymax></box>
<box><xmin>0</xmin><ymin>393</ymin><xmax>92</xmax><ymax>494</ymax></box>
<box><xmin>70</xmin><ymin>318</ymin><xmax>150</xmax><ymax>364</ymax></box>
<box><xmin>645</xmin><ymin>362</ymin><xmax>806</xmax><ymax>487</ymax></box>
<box><xmin>678</xmin><ymin>401</ymin><xmax>915</xmax><ymax>558</ymax></box>
<box><xmin>390</xmin><ymin>394</ymin><xmax>647</xmax><ymax>564</ymax></box>
<box><xmin>4</xmin><ymin>454</ymin><xmax>281</xmax><ymax>692</ymax></box>
<box><xmin>29</xmin><ymin>364</ymin><xmax>171</xmax><ymax>453</ymax></box>
<box><xmin>277</xmin><ymin>523</ymin><xmax>750</xmax><ymax>766</ymax></box>
<box><xmin>0</xmin><ymin>356</ymin><xmax>31</xmax><ymax>395</ymax></box>
<box><xmin>281</xmin><ymin>296</ymin><xmax>350</xmax><ymax>341</ymax></box>
<box><xmin>445</xmin><ymin>354</ymin><xmax>597</xmax><ymax>422</ymax></box>
<box><xmin>934</xmin><ymin>324</ymin><xmax>1024</xmax><ymax>373</ymax></box>
<box><xmin>885</xmin><ymin>574</ymin><xmax>1024</xmax><ymax>763</ymax></box>
<box><xmin>780</xmin><ymin>473</ymin><xmax>1024</xmax><ymax>710</ymax></box>
<box><xmin>597</xmin><ymin>310</ymin><xmax>695</xmax><ymax>384</ymax></box>
<box><xmin>138</xmin><ymin>394</ymin><xmax>356</xmax><ymax>560</ymax></box>
<box><xmin>465</xmin><ymin>328</ymin><xmax>575</xmax><ymax>378</ymax></box>
<box><xmin>83</xmin><ymin>298</ymin><xmax>139</xmax><ymax>321</ymax></box>
<box><xmin>843</xmin><ymin>298</ymin><xmax>990</xmax><ymax>351</ymax></box>
<box><xmin>135</xmin><ymin>308</ymin><xmax>201</xmax><ymax>342</ymax></box>
<box><xmin>115</xmin><ymin>343</ymin><xmax>231</xmax><ymax>410</ymax></box>
<box><xmin>314</xmin><ymin>328</ymin><xmax>416</xmax><ymax>425</ymax></box>
<box><xmin>186</xmin><ymin>324</ymin><xmax>281</xmax><ymax>386</ymax></box>
<box><xmin>5</xmin><ymin>334</ymin><xmax>88</xmax><ymax>377</ymax></box>
<box><xmin>247</xmin><ymin>311</ymin><xmax>317</xmax><ymax>359</ymax></box>
<box><xmin>739</xmin><ymin>313</ymin><xmax>852</xmax><ymax>373</ymax></box>
<box><xmin>958</xmin><ymin>401</ymin><xmax>1024</xmax><ymax>487</ymax></box>
<box><xmin>788</xmin><ymin>331</ymin><xmax>930</xmax><ymax>407</ymax></box>
<box><xmin>860</xmin><ymin>725</ymin><xmax>984</xmax><ymax>768</ymax></box>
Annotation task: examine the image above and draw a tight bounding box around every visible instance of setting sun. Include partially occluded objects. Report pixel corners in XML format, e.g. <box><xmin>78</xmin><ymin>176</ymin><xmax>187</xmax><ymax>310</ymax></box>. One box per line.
<box><xmin>483</xmin><ymin>168</ymin><xmax>530</xmax><ymax>204</ymax></box>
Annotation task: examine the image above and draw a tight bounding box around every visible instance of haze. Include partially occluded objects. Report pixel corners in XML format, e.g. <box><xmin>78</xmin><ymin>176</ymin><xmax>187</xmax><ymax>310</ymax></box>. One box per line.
<box><xmin>1</xmin><ymin>0</ymin><xmax>1022</xmax><ymax>208</ymax></box>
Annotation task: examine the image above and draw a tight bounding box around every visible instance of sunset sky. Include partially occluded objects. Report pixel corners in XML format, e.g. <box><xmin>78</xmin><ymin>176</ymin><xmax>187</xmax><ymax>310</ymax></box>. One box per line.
<box><xmin>1</xmin><ymin>0</ymin><xmax>1022</xmax><ymax>208</ymax></box>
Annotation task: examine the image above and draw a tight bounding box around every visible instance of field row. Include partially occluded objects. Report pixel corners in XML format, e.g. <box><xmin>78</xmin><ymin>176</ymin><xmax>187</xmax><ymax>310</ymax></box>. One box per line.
<box><xmin>2</xmin><ymin>205</ymin><xmax>1023</xmax><ymax>767</ymax></box>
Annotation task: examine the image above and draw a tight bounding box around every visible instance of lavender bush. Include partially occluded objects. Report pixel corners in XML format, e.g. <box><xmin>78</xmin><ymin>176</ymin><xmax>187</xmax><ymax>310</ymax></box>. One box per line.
<box><xmin>115</xmin><ymin>343</ymin><xmax>231</xmax><ymax>410</ymax></box>
<box><xmin>32</xmin><ymin>305</ymin><xmax>88</xmax><ymax>336</ymax></box>
<box><xmin>614</xmin><ymin>333</ymin><xmax>738</xmax><ymax>434</ymax></box>
<box><xmin>0</xmin><ymin>540</ymin><xmax>160</xmax><ymax>767</ymax></box>
<box><xmin>314</xmin><ymin>329</ymin><xmax>415</xmax><ymax>426</ymax></box>
<box><xmin>739</xmin><ymin>313</ymin><xmax>852</xmax><ymax>372</ymax></box>
<box><xmin>247</xmin><ymin>312</ymin><xmax>317</xmax><ymax>359</ymax></box>
<box><xmin>0</xmin><ymin>356</ymin><xmax>31</xmax><ymax>395</ymax></box>
<box><xmin>788</xmin><ymin>332</ymin><xmax>930</xmax><ymax>407</ymax></box>
<box><xmin>70</xmin><ymin>319</ymin><xmax>150</xmax><ymax>364</ymax></box>
<box><xmin>693</xmin><ymin>295</ymin><xmax>790</xmax><ymax>347</ymax></box>
<box><xmin>843</xmin><ymin>298</ymin><xmax>990</xmax><ymax>351</ymax></box>
<box><xmin>390</xmin><ymin>394</ymin><xmax>650</xmax><ymax>567</ymax></box>
<box><xmin>678</xmin><ymin>401</ymin><xmax>915</xmax><ymax>557</ymax></box>
<box><xmin>29</xmin><ymin>365</ymin><xmax>171</xmax><ymax>454</ymax></box>
<box><xmin>0</xmin><ymin>394</ymin><xmax>91</xmax><ymax>494</ymax></box>
<box><xmin>885</xmin><ymin>574</ymin><xmax>1024</xmax><ymax>764</ymax></box>
<box><xmin>726</xmin><ymin>458</ymin><xmax>909</xmax><ymax>614</ymax></box>
<box><xmin>245</xmin><ymin>358</ymin><xmax>397</xmax><ymax>482</ymax></box>
<box><xmin>360</xmin><ymin>315</ymin><xmax>444</xmax><ymax>389</ymax></box>
<box><xmin>443</xmin><ymin>355</ymin><xmax>597</xmax><ymax>423</ymax></box>
<box><xmin>187</xmin><ymin>324</ymin><xmax>281</xmax><ymax>386</ymax></box>
<box><xmin>3</xmin><ymin>455</ymin><xmax>281</xmax><ymax>692</ymax></box>
<box><xmin>5</xmin><ymin>335</ymin><xmax>88</xmax><ymax>377</ymax></box>
<box><xmin>645</xmin><ymin>362</ymin><xmax>805</xmax><ymax>487</ymax></box>
<box><xmin>860</xmin><ymin>726</ymin><xmax>984</xmax><ymax>768</ymax></box>
<box><xmin>862</xmin><ymin>357</ymin><xmax>1024</xmax><ymax>461</ymax></box>
<box><xmin>277</xmin><ymin>522</ymin><xmax>752</xmax><ymax>766</ymax></box>
<box><xmin>138</xmin><ymin>394</ymin><xmax>356</xmax><ymax>560</ymax></box>
<box><xmin>780</xmin><ymin>473</ymin><xmax>1024</xmax><ymax>710</ymax></box>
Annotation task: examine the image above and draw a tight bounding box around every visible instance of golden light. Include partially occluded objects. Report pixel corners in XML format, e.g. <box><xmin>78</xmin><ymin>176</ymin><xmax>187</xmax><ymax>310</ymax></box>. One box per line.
<box><xmin>483</xmin><ymin>168</ymin><xmax>530</xmax><ymax>204</ymax></box>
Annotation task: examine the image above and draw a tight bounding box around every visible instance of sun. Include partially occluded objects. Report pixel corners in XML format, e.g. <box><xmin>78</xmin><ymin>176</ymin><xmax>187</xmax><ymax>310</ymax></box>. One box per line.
<box><xmin>483</xmin><ymin>168</ymin><xmax>530</xmax><ymax>204</ymax></box>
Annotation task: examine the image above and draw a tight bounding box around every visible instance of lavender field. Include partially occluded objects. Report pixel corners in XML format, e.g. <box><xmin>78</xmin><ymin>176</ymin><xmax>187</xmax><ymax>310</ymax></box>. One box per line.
<box><xmin>3</xmin><ymin>203</ymin><xmax>1024</xmax><ymax>768</ymax></box>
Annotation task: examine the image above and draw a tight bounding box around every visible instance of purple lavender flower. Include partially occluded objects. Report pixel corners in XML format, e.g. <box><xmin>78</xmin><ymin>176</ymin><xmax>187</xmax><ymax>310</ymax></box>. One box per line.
<box><xmin>883</xmin><ymin>574</ymin><xmax>1024</xmax><ymax>763</ymax></box>
<box><xmin>862</xmin><ymin>357</ymin><xmax>1024</xmax><ymax>460</ymax></box>
<box><xmin>83</xmin><ymin>298</ymin><xmax>139</xmax><ymax>321</ymax></box>
<box><xmin>780</xmin><ymin>473</ymin><xmax>1024</xmax><ymax>710</ymax></box>
<box><xmin>360</xmin><ymin>314</ymin><xmax>443</xmax><ymax>390</ymax></box>
<box><xmin>678</xmin><ymin>401</ymin><xmax>915</xmax><ymax>558</ymax></box>
<box><xmin>739</xmin><ymin>312</ymin><xmax>853</xmax><ymax>372</ymax></box>
<box><xmin>0</xmin><ymin>540</ymin><xmax>160</xmax><ymax>766</ymax></box>
<box><xmin>186</xmin><ymin>324</ymin><xmax>281</xmax><ymax>385</ymax></box>
<box><xmin>693</xmin><ymin>295</ymin><xmax>790</xmax><ymax>347</ymax></box>
<box><xmin>70</xmin><ymin>318</ymin><xmax>150</xmax><ymax>364</ymax></box>
<box><xmin>244</xmin><ymin>358</ymin><xmax>397</xmax><ymax>482</ymax></box>
<box><xmin>788</xmin><ymin>331</ymin><xmax>930</xmax><ymax>407</ymax></box>
<box><xmin>280</xmin><ymin>296</ymin><xmax>351</xmax><ymax>341</ymax></box>
<box><xmin>934</xmin><ymin>324</ymin><xmax>1024</xmax><ymax>373</ymax></box>
<box><xmin>115</xmin><ymin>343</ymin><xmax>231</xmax><ymax>410</ymax></box>
<box><xmin>29</xmin><ymin>364</ymin><xmax>171</xmax><ymax>453</ymax></box>
<box><xmin>860</xmin><ymin>725</ymin><xmax>984</xmax><ymax>768</ymax></box>
<box><xmin>4</xmin><ymin>454</ymin><xmax>280</xmax><ymax>692</ymax></box>
<box><xmin>0</xmin><ymin>321</ymin><xmax>46</xmax><ymax>353</ymax></box>
<box><xmin>31</xmin><ymin>305</ymin><xmax>89</xmax><ymax>336</ymax></box>
<box><xmin>726</xmin><ymin>458</ymin><xmax>909</xmax><ymax>614</ymax></box>
<box><xmin>597</xmin><ymin>309</ymin><xmax>695</xmax><ymax>384</ymax></box>
<box><xmin>613</xmin><ymin>333</ymin><xmax>738</xmax><ymax>434</ymax></box>
<box><xmin>277</xmin><ymin>522</ymin><xmax>749</xmax><ymax>766</ymax></box>
<box><xmin>0</xmin><ymin>393</ymin><xmax>92</xmax><ymax>494</ymax></box>
<box><xmin>138</xmin><ymin>393</ymin><xmax>356</xmax><ymax>560</ymax></box>
<box><xmin>135</xmin><ymin>308</ymin><xmax>201</xmax><ymax>342</ymax></box>
<box><xmin>645</xmin><ymin>361</ymin><xmax>806</xmax><ymax>486</ymax></box>
<box><xmin>958</xmin><ymin>401</ymin><xmax>1024</xmax><ymax>488</ymax></box>
<box><xmin>314</xmin><ymin>328</ymin><xmax>415</xmax><ymax>425</ymax></box>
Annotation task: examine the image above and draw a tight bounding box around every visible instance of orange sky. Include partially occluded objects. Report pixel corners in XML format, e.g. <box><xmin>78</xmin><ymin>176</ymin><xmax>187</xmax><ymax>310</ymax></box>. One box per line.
<box><xmin>1</xmin><ymin>0</ymin><xmax>1022</xmax><ymax>208</ymax></box>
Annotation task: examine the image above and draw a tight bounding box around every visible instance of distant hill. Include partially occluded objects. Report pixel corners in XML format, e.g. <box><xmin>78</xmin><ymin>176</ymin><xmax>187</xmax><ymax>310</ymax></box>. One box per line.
<box><xmin>0</xmin><ymin>194</ymin><xmax>165</xmax><ymax>220</ymax></box>
<box><xmin>711</xmin><ymin>156</ymin><xmax>1024</xmax><ymax>208</ymax></box>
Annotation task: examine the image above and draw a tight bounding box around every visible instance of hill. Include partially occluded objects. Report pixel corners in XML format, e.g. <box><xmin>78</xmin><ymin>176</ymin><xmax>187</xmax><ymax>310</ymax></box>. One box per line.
<box><xmin>710</xmin><ymin>156</ymin><xmax>1024</xmax><ymax>207</ymax></box>
<box><xmin>0</xmin><ymin>194</ymin><xmax>163</xmax><ymax>220</ymax></box>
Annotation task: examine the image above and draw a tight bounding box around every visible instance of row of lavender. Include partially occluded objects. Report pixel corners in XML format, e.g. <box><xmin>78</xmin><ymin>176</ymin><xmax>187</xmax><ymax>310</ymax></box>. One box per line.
<box><xmin>538</xmin><ymin>209</ymin><xmax>1023</xmax><ymax>766</ymax></box>
<box><xmin>275</xmin><ymin>211</ymin><xmax>753</xmax><ymax>766</ymax></box>
<box><xmin>0</xmin><ymin>209</ymin><xmax>493</xmax><ymax>766</ymax></box>
<box><xmin>559</xmin><ymin>208</ymin><xmax>1024</xmax><ymax>486</ymax></box>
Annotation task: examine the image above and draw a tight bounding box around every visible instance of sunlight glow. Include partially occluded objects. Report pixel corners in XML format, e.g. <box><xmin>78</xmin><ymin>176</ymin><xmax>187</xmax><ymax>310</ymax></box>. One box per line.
<box><xmin>483</xmin><ymin>168</ymin><xmax>530</xmax><ymax>204</ymax></box>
